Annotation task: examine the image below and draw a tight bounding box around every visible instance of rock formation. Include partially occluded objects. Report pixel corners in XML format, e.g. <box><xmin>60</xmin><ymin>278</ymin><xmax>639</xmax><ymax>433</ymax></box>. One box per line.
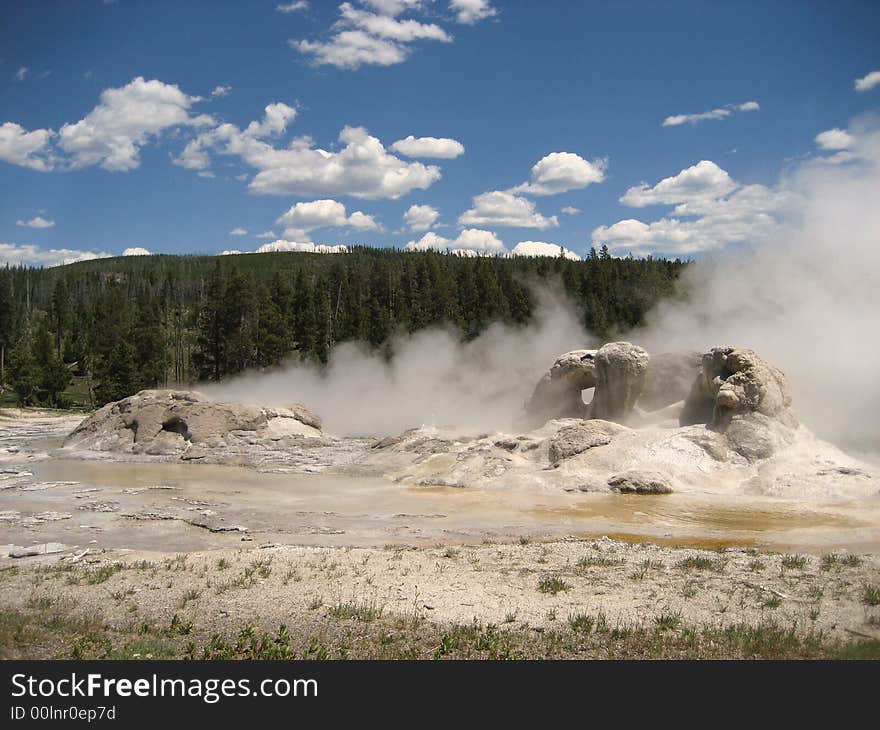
<box><xmin>589</xmin><ymin>342</ymin><xmax>650</xmax><ymax>423</ymax></box>
<box><xmin>607</xmin><ymin>470</ymin><xmax>674</xmax><ymax>494</ymax></box>
<box><xmin>680</xmin><ymin>347</ymin><xmax>798</xmax><ymax>460</ymax></box>
<box><xmin>522</xmin><ymin>349</ymin><xmax>596</xmax><ymax>426</ymax></box>
<box><xmin>548</xmin><ymin>420</ymin><xmax>623</xmax><ymax>464</ymax></box>
<box><xmin>64</xmin><ymin>390</ymin><xmax>325</xmax><ymax>460</ymax></box>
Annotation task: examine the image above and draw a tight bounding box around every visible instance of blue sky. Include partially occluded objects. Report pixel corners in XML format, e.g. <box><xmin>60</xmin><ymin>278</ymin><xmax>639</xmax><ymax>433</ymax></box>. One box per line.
<box><xmin>1</xmin><ymin>0</ymin><xmax>878</xmax><ymax>265</ymax></box>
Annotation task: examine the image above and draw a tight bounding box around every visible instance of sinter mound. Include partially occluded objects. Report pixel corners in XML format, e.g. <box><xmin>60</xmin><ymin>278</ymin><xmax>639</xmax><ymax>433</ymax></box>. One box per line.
<box><xmin>64</xmin><ymin>389</ymin><xmax>326</xmax><ymax>463</ymax></box>
<box><xmin>61</xmin><ymin>346</ymin><xmax>877</xmax><ymax>501</ymax></box>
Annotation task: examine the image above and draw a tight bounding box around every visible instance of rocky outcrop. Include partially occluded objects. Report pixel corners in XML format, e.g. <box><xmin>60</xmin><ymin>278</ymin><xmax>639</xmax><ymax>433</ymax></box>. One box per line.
<box><xmin>680</xmin><ymin>347</ymin><xmax>798</xmax><ymax>460</ymax></box>
<box><xmin>607</xmin><ymin>470</ymin><xmax>674</xmax><ymax>494</ymax></box>
<box><xmin>522</xmin><ymin>349</ymin><xmax>596</xmax><ymax>426</ymax></box>
<box><xmin>548</xmin><ymin>420</ymin><xmax>623</xmax><ymax>463</ymax></box>
<box><xmin>64</xmin><ymin>390</ymin><xmax>324</xmax><ymax>459</ymax></box>
<box><xmin>590</xmin><ymin>342</ymin><xmax>650</xmax><ymax>424</ymax></box>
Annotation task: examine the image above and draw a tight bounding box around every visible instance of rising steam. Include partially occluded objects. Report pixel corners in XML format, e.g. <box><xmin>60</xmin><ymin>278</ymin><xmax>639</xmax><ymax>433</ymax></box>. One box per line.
<box><xmin>206</xmin><ymin>116</ymin><xmax>880</xmax><ymax>453</ymax></box>
<box><xmin>203</xmin><ymin>289</ymin><xmax>594</xmax><ymax>436</ymax></box>
<box><xmin>634</xmin><ymin>115</ymin><xmax>880</xmax><ymax>453</ymax></box>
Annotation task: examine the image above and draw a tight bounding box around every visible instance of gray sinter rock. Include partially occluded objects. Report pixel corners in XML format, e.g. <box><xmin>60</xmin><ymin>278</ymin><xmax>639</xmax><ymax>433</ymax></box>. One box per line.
<box><xmin>548</xmin><ymin>419</ymin><xmax>622</xmax><ymax>463</ymax></box>
<box><xmin>680</xmin><ymin>347</ymin><xmax>798</xmax><ymax>461</ymax></box>
<box><xmin>522</xmin><ymin>349</ymin><xmax>597</xmax><ymax>427</ymax></box>
<box><xmin>607</xmin><ymin>470</ymin><xmax>674</xmax><ymax>494</ymax></box>
<box><xmin>64</xmin><ymin>389</ymin><xmax>323</xmax><ymax>458</ymax></box>
<box><xmin>589</xmin><ymin>342</ymin><xmax>650</xmax><ymax>424</ymax></box>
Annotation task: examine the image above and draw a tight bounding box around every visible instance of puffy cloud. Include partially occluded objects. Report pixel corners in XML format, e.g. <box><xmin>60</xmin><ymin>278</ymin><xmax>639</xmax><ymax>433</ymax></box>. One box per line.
<box><xmin>662</xmin><ymin>100</ymin><xmax>759</xmax><ymax>127</ymax></box>
<box><xmin>560</xmin><ymin>206</ymin><xmax>580</xmax><ymax>215</ymax></box>
<box><xmin>221</xmin><ymin>249</ymin><xmax>243</xmax><ymax>255</ymax></box>
<box><xmin>229</xmin><ymin>227</ymin><xmax>248</xmax><ymax>236</ymax></box>
<box><xmin>176</xmin><ymin>102</ymin><xmax>299</xmax><ymax>175</ymax></box>
<box><xmin>256</xmin><ymin>240</ymin><xmax>349</xmax><ymax>254</ymax></box>
<box><xmin>510</xmin><ymin>241</ymin><xmax>580</xmax><ymax>260</ymax></box>
<box><xmin>294</xmin><ymin>31</ymin><xmax>408</xmax><ymax>69</ymax></box>
<box><xmin>619</xmin><ymin>160</ymin><xmax>737</xmax><ymax>207</ymax></box>
<box><xmin>459</xmin><ymin>190</ymin><xmax>558</xmax><ymax>229</ymax></box>
<box><xmin>243</xmin><ymin>102</ymin><xmax>298</xmax><ymax>138</ymax></box>
<box><xmin>815</xmin><ymin>128</ymin><xmax>854</xmax><ymax>151</ymax></box>
<box><xmin>510</xmin><ymin>152</ymin><xmax>606</xmax><ymax>196</ymax></box>
<box><xmin>450</xmin><ymin>0</ymin><xmax>497</xmax><ymax>24</ymax></box>
<box><xmin>276</xmin><ymin>198</ymin><xmax>379</xmax><ymax>240</ymax></box>
<box><xmin>211</xmin><ymin>85</ymin><xmax>232</xmax><ymax>98</ymax></box>
<box><xmin>592</xmin><ymin>160</ymin><xmax>798</xmax><ymax>256</ymax></box>
<box><xmin>403</xmin><ymin>203</ymin><xmax>440</xmax><ymax>231</ymax></box>
<box><xmin>391</xmin><ymin>135</ymin><xmax>464</xmax><ymax>159</ymax></box>
<box><xmin>256</xmin><ymin>230</ymin><xmax>278</xmax><ymax>239</ymax></box>
<box><xmin>293</xmin><ymin>2</ymin><xmax>451</xmax><ymax>70</ymax></box>
<box><xmin>338</xmin><ymin>3</ymin><xmax>450</xmax><ymax>41</ymax></box>
<box><xmin>277</xmin><ymin>1</ymin><xmax>308</xmax><ymax>12</ymax></box>
<box><xmin>178</xmin><ymin>107</ymin><xmax>437</xmax><ymax>199</ymax></box>
<box><xmin>0</xmin><ymin>242</ymin><xmax>110</xmax><ymax>267</ymax></box>
<box><xmin>405</xmin><ymin>228</ymin><xmax>505</xmax><ymax>254</ymax></box>
<box><xmin>58</xmin><ymin>77</ymin><xmax>212</xmax><ymax>172</ymax></box>
<box><xmin>14</xmin><ymin>67</ymin><xmax>28</xmax><ymax>82</ymax></box>
<box><xmin>854</xmin><ymin>71</ymin><xmax>880</xmax><ymax>92</ymax></box>
<box><xmin>454</xmin><ymin>228</ymin><xmax>505</xmax><ymax>252</ymax></box>
<box><xmin>249</xmin><ymin>125</ymin><xmax>440</xmax><ymax>198</ymax></box>
<box><xmin>362</xmin><ymin>0</ymin><xmax>422</xmax><ymax>14</ymax></box>
<box><xmin>16</xmin><ymin>216</ymin><xmax>55</xmax><ymax>229</ymax></box>
<box><xmin>123</xmin><ymin>247</ymin><xmax>151</xmax><ymax>256</ymax></box>
<box><xmin>0</xmin><ymin>122</ymin><xmax>54</xmax><ymax>172</ymax></box>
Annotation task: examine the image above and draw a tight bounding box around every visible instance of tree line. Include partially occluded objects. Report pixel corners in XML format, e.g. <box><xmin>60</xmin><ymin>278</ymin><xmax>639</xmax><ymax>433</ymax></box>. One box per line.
<box><xmin>0</xmin><ymin>246</ymin><xmax>688</xmax><ymax>408</ymax></box>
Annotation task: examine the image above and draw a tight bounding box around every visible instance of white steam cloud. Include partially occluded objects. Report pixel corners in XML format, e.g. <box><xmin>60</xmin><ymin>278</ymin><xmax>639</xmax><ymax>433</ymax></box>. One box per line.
<box><xmin>203</xmin><ymin>290</ymin><xmax>593</xmax><ymax>436</ymax></box>
<box><xmin>632</xmin><ymin>114</ymin><xmax>880</xmax><ymax>453</ymax></box>
<box><xmin>206</xmin><ymin>114</ymin><xmax>880</xmax><ymax>455</ymax></box>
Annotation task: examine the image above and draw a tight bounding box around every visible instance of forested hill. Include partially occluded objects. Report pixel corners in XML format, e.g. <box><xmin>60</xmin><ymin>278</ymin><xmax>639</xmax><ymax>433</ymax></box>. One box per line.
<box><xmin>0</xmin><ymin>246</ymin><xmax>688</xmax><ymax>408</ymax></box>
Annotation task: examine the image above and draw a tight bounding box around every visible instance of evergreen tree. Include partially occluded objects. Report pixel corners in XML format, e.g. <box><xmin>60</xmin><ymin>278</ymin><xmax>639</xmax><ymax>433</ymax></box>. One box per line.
<box><xmin>6</xmin><ymin>336</ymin><xmax>39</xmax><ymax>405</ymax></box>
<box><xmin>193</xmin><ymin>263</ymin><xmax>227</xmax><ymax>381</ymax></box>
<box><xmin>94</xmin><ymin>341</ymin><xmax>137</xmax><ymax>405</ymax></box>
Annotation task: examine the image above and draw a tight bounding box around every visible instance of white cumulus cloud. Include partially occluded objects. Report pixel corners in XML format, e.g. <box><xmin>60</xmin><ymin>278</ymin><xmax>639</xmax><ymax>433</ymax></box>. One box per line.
<box><xmin>0</xmin><ymin>242</ymin><xmax>110</xmax><ymax>267</ymax></box>
<box><xmin>459</xmin><ymin>191</ymin><xmax>558</xmax><ymax>229</ymax></box>
<box><xmin>510</xmin><ymin>152</ymin><xmax>606</xmax><ymax>196</ymax></box>
<box><xmin>177</xmin><ymin>112</ymin><xmax>439</xmax><ymax>199</ymax></box>
<box><xmin>58</xmin><ymin>77</ymin><xmax>213</xmax><ymax>172</ymax></box>
<box><xmin>619</xmin><ymin>160</ymin><xmax>737</xmax><ymax>207</ymax></box>
<box><xmin>16</xmin><ymin>216</ymin><xmax>55</xmax><ymax>229</ymax></box>
<box><xmin>123</xmin><ymin>247</ymin><xmax>151</xmax><ymax>256</ymax></box>
<box><xmin>293</xmin><ymin>2</ymin><xmax>452</xmax><ymax>70</ymax></box>
<box><xmin>854</xmin><ymin>71</ymin><xmax>880</xmax><ymax>92</ymax></box>
<box><xmin>406</xmin><ymin>227</ymin><xmax>505</xmax><ymax>254</ymax></box>
<box><xmin>403</xmin><ymin>204</ymin><xmax>440</xmax><ymax>231</ymax></box>
<box><xmin>391</xmin><ymin>135</ymin><xmax>464</xmax><ymax>158</ymax></box>
<box><xmin>662</xmin><ymin>100</ymin><xmax>760</xmax><ymax>127</ymax></box>
<box><xmin>277</xmin><ymin>1</ymin><xmax>308</xmax><ymax>12</ymax></box>
<box><xmin>450</xmin><ymin>0</ymin><xmax>497</xmax><ymax>24</ymax></box>
<box><xmin>592</xmin><ymin>160</ymin><xmax>798</xmax><ymax>257</ymax></box>
<box><xmin>229</xmin><ymin>227</ymin><xmax>248</xmax><ymax>236</ymax></box>
<box><xmin>815</xmin><ymin>128</ymin><xmax>854</xmax><ymax>151</ymax></box>
<box><xmin>256</xmin><ymin>240</ymin><xmax>349</xmax><ymax>254</ymax></box>
<box><xmin>276</xmin><ymin>198</ymin><xmax>379</xmax><ymax>240</ymax></box>
<box><xmin>510</xmin><ymin>241</ymin><xmax>580</xmax><ymax>260</ymax></box>
<box><xmin>0</xmin><ymin>122</ymin><xmax>55</xmax><ymax>172</ymax></box>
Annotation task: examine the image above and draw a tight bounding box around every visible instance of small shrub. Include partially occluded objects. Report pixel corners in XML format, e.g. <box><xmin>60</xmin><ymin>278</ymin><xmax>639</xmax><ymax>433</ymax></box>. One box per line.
<box><xmin>537</xmin><ymin>576</ymin><xmax>570</xmax><ymax>595</ymax></box>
